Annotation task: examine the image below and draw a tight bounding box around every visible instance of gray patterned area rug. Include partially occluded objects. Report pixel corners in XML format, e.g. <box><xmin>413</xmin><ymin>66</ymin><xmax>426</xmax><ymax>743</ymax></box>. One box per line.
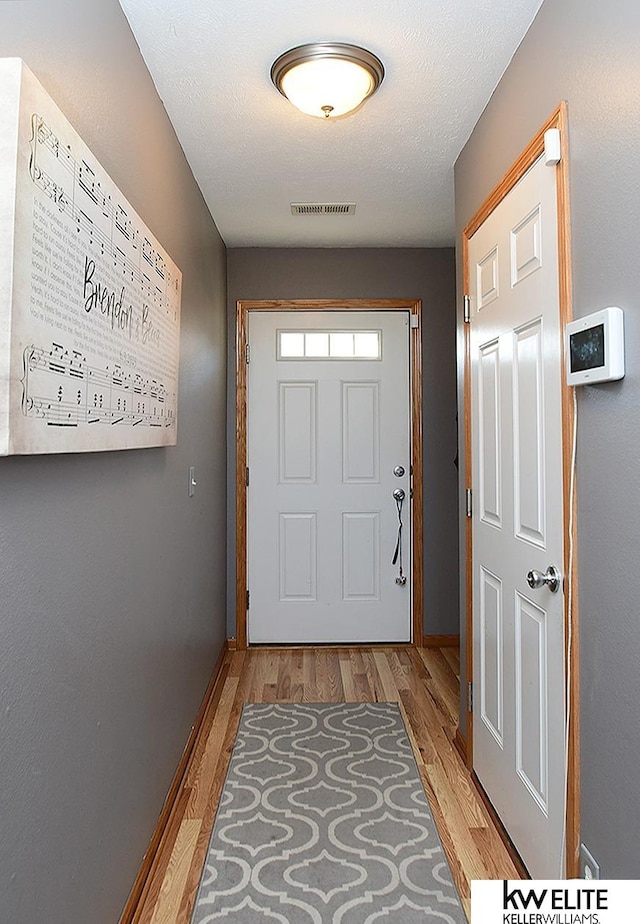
<box><xmin>191</xmin><ymin>702</ymin><xmax>466</xmax><ymax>923</ymax></box>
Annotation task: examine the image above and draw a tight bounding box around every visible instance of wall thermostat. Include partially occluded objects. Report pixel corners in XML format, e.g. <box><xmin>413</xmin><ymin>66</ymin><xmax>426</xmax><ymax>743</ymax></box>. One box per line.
<box><xmin>565</xmin><ymin>306</ymin><xmax>625</xmax><ymax>385</ymax></box>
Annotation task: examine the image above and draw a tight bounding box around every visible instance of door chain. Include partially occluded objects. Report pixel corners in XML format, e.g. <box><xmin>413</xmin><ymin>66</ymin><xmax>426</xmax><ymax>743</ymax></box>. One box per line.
<box><xmin>392</xmin><ymin>488</ymin><xmax>407</xmax><ymax>586</ymax></box>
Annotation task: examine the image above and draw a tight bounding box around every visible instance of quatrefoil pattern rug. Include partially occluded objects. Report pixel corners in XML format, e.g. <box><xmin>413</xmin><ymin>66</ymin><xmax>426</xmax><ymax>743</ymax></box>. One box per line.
<box><xmin>191</xmin><ymin>702</ymin><xmax>466</xmax><ymax>924</ymax></box>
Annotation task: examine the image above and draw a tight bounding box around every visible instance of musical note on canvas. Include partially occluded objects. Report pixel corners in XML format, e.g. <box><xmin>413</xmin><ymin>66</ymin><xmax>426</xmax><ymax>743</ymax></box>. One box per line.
<box><xmin>27</xmin><ymin>113</ymin><xmax>181</xmax><ymax>318</ymax></box>
<box><xmin>21</xmin><ymin>342</ymin><xmax>176</xmax><ymax>430</ymax></box>
<box><xmin>1</xmin><ymin>58</ymin><xmax>182</xmax><ymax>455</ymax></box>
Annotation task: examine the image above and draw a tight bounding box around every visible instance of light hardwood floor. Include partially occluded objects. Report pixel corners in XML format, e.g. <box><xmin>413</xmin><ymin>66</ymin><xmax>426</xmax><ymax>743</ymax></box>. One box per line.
<box><xmin>130</xmin><ymin>647</ymin><xmax>522</xmax><ymax>923</ymax></box>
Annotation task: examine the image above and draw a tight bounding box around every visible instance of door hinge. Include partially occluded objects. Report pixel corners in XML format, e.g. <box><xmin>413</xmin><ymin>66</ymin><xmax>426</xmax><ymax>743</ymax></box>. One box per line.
<box><xmin>465</xmin><ymin>487</ymin><xmax>473</xmax><ymax>518</ymax></box>
<box><xmin>246</xmin><ymin>466</ymin><xmax>250</xmax><ymax>486</ymax></box>
<box><xmin>246</xmin><ymin>589</ymin><xmax>250</xmax><ymax>610</ymax></box>
<box><xmin>467</xmin><ymin>681</ymin><xmax>473</xmax><ymax>713</ymax></box>
<box><xmin>410</xmin><ymin>313</ymin><xmax>420</xmax><ymax>329</ymax></box>
<box><xmin>463</xmin><ymin>294</ymin><xmax>471</xmax><ymax>324</ymax></box>
<box><xmin>245</xmin><ymin>343</ymin><xmax>250</xmax><ymax>364</ymax></box>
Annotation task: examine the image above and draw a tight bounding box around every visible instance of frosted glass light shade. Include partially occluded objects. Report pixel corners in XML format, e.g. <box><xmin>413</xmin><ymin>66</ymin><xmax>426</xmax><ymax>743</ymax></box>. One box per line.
<box><xmin>271</xmin><ymin>43</ymin><xmax>384</xmax><ymax>119</ymax></box>
<box><xmin>281</xmin><ymin>59</ymin><xmax>373</xmax><ymax>118</ymax></box>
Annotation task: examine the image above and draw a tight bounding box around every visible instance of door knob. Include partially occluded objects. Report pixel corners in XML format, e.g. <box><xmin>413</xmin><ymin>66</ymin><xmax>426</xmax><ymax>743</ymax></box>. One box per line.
<box><xmin>393</xmin><ymin>465</ymin><xmax>405</xmax><ymax>477</ymax></box>
<box><xmin>526</xmin><ymin>565</ymin><xmax>561</xmax><ymax>593</ymax></box>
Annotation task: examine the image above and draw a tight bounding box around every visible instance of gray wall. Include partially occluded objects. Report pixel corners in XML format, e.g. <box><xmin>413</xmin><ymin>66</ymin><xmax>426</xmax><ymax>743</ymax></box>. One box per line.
<box><xmin>0</xmin><ymin>2</ymin><xmax>227</xmax><ymax>921</ymax></box>
<box><xmin>226</xmin><ymin>248</ymin><xmax>458</xmax><ymax>641</ymax></box>
<box><xmin>455</xmin><ymin>0</ymin><xmax>640</xmax><ymax>878</ymax></box>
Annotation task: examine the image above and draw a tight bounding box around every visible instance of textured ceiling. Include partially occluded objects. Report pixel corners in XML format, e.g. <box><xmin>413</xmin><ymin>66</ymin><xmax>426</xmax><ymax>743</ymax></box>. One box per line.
<box><xmin>118</xmin><ymin>0</ymin><xmax>544</xmax><ymax>248</ymax></box>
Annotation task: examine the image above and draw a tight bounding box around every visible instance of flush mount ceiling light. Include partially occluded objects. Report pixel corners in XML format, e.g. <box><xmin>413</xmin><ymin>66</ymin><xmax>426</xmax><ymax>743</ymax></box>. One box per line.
<box><xmin>270</xmin><ymin>42</ymin><xmax>384</xmax><ymax>119</ymax></box>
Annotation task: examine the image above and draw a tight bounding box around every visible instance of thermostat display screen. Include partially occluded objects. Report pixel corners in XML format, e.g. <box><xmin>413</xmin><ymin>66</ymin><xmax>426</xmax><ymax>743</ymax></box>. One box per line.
<box><xmin>565</xmin><ymin>306</ymin><xmax>624</xmax><ymax>385</ymax></box>
<box><xmin>570</xmin><ymin>323</ymin><xmax>605</xmax><ymax>372</ymax></box>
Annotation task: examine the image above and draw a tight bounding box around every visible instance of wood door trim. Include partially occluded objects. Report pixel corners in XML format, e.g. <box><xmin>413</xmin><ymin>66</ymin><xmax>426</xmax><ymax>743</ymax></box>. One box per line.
<box><xmin>423</xmin><ymin>634</ymin><xmax>460</xmax><ymax>648</ymax></box>
<box><xmin>236</xmin><ymin>298</ymin><xmax>424</xmax><ymax>650</ymax></box>
<box><xmin>461</xmin><ymin>102</ymin><xmax>579</xmax><ymax>876</ymax></box>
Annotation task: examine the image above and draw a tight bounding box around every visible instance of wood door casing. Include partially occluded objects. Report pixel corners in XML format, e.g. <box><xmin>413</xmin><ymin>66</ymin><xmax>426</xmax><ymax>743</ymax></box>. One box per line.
<box><xmin>470</xmin><ymin>153</ymin><xmax>565</xmax><ymax>876</ymax></box>
<box><xmin>236</xmin><ymin>299</ymin><xmax>424</xmax><ymax>650</ymax></box>
<box><xmin>461</xmin><ymin>103</ymin><xmax>579</xmax><ymax>876</ymax></box>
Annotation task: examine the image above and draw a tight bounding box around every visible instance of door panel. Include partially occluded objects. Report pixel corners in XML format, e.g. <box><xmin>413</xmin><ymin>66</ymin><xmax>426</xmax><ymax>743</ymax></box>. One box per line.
<box><xmin>279</xmin><ymin>382</ymin><xmax>317</xmax><ymax>482</ymax></box>
<box><xmin>247</xmin><ymin>310</ymin><xmax>411</xmax><ymax>644</ymax></box>
<box><xmin>470</xmin><ymin>154</ymin><xmax>566</xmax><ymax>878</ymax></box>
<box><xmin>515</xmin><ymin>592</ymin><xmax>548</xmax><ymax>808</ymax></box>
<box><xmin>342</xmin><ymin>382</ymin><xmax>379</xmax><ymax>482</ymax></box>
<box><xmin>513</xmin><ymin>320</ymin><xmax>545</xmax><ymax>545</ymax></box>
<box><xmin>478</xmin><ymin>340</ymin><xmax>502</xmax><ymax>527</ymax></box>
<box><xmin>511</xmin><ymin>206</ymin><xmax>542</xmax><ymax>284</ymax></box>
<box><xmin>279</xmin><ymin>513</ymin><xmax>317</xmax><ymax>601</ymax></box>
<box><xmin>479</xmin><ymin>566</ymin><xmax>503</xmax><ymax>745</ymax></box>
<box><xmin>342</xmin><ymin>512</ymin><xmax>380</xmax><ymax>600</ymax></box>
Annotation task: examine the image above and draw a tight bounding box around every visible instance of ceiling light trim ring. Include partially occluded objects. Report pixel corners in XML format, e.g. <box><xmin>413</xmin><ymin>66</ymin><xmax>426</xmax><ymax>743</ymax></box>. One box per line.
<box><xmin>271</xmin><ymin>42</ymin><xmax>385</xmax><ymax>115</ymax></box>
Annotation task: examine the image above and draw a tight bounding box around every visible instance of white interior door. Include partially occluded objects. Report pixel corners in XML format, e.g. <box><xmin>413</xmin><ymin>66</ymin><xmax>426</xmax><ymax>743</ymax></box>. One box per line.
<box><xmin>469</xmin><ymin>155</ymin><xmax>566</xmax><ymax>877</ymax></box>
<box><xmin>247</xmin><ymin>310</ymin><xmax>411</xmax><ymax>644</ymax></box>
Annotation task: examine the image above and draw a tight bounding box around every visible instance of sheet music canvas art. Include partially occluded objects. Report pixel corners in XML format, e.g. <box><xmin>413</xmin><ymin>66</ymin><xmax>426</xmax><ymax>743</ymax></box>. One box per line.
<box><xmin>0</xmin><ymin>59</ymin><xmax>182</xmax><ymax>454</ymax></box>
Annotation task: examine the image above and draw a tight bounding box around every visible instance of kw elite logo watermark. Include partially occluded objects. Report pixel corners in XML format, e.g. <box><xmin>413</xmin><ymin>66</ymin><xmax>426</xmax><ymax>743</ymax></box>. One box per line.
<box><xmin>471</xmin><ymin>880</ymin><xmax>639</xmax><ymax>924</ymax></box>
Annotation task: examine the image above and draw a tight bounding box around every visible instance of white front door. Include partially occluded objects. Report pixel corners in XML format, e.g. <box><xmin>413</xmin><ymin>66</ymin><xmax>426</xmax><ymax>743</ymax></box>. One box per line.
<box><xmin>247</xmin><ymin>310</ymin><xmax>411</xmax><ymax>644</ymax></box>
<box><xmin>469</xmin><ymin>155</ymin><xmax>566</xmax><ymax>877</ymax></box>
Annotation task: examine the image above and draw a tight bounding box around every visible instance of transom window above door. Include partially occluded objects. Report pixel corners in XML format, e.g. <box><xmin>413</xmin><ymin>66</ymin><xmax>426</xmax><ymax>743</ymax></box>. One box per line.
<box><xmin>277</xmin><ymin>329</ymin><xmax>382</xmax><ymax>360</ymax></box>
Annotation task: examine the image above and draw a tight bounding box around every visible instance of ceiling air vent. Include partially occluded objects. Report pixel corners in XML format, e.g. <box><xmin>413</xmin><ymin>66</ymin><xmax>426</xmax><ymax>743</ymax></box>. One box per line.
<box><xmin>291</xmin><ymin>202</ymin><xmax>356</xmax><ymax>216</ymax></box>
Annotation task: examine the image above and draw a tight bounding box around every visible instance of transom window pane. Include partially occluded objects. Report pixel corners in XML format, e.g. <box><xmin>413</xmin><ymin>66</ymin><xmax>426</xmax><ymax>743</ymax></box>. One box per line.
<box><xmin>278</xmin><ymin>330</ymin><xmax>381</xmax><ymax>360</ymax></box>
<box><xmin>279</xmin><ymin>332</ymin><xmax>304</xmax><ymax>357</ymax></box>
<box><xmin>330</xmin><ymin>332</ymin><xmax>354</xmax><ymax>357</ymax></box>
<box><xmin>305</xmin><ymin>332</ymin><xmax>330</xmax><ymax>357</ymax></box>
<box><xmin>354</xmin><ymin>332</ymin><xmax>380</xmax><ymax>358</ymax></box>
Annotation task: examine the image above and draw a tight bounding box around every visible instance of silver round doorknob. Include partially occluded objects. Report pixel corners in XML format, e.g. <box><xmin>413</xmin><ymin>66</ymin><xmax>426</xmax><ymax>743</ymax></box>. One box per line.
<box><xmin>393</xmin><ymin>488</ymin><xmax>405</xmax><ymax>502</ymax></box>
<box><xmin>526</xmin><ymin>565</ymin><xmax>561</xmax><ymax>593</ymax></box>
